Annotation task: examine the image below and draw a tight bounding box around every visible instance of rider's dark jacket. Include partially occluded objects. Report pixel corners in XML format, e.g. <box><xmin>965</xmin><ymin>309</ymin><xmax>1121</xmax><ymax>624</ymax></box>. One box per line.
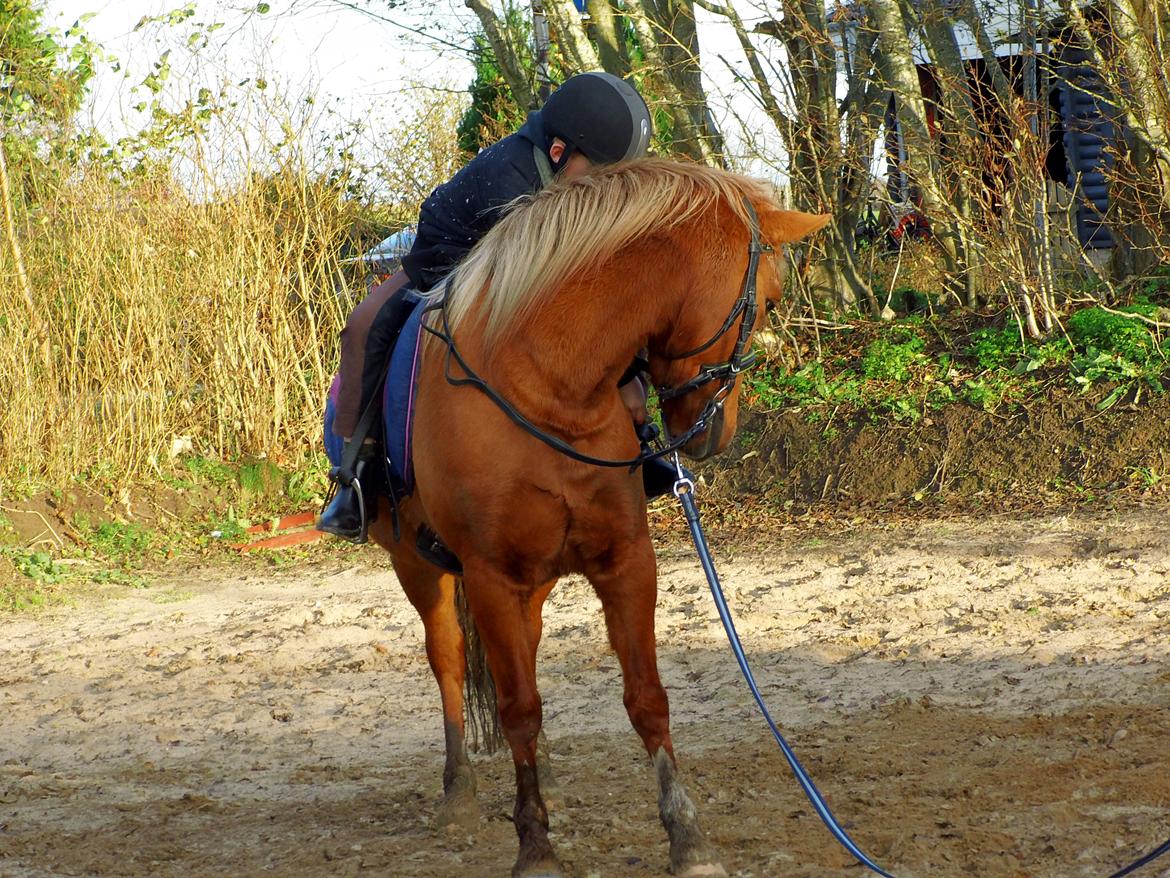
<box><xmin>402</xmin><ymin>112</ymin><xmax>551</xmax><ymax>292</ymax></box>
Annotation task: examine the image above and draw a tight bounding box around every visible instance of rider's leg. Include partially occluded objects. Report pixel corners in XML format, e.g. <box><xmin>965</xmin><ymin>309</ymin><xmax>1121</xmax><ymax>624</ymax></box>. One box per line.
<box><xmin>319</xmin><ymin>272</ymin><xmax>416</xmax><ymax>541</ymax></box>
<box><xmin>333</xmin><ymin>271</ymin><xmax>413</xmax><ymax>439</ymax></box>
<box><xmin>619</xmin><ymin>372</ymin><xmax>690</xmax><ymax>500</ymax></box>
<box><xmin>317</xmin><ymin>438</ymin><xmax>383</xmax><ymax>543</ymax></box>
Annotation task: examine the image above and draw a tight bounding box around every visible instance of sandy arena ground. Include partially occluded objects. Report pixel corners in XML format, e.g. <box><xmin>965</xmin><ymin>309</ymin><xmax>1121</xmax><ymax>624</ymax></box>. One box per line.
<box><xmin>2</xmin><ymin>507</ymin><xmax>1168</xmax><ymax>878</ymax></box>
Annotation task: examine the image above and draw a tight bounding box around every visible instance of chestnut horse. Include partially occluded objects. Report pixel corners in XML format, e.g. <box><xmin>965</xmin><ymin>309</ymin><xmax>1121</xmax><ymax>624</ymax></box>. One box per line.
<box><xmin>366</xmin><ymin>159</ymin><xmax>828</xmax><ymax>877</ymax></box>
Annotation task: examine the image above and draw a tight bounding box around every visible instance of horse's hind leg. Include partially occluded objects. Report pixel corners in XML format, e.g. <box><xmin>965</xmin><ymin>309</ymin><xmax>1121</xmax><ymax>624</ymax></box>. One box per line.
<box><xmin>388</xmin><ymin>546</ymin><xmax>480</xmax><ymax>832</ymax></box>
<box><xmin>463</xmin><ymin>565</ymin><xmax>563</xmax><ymax>878</ymax></box>
<box><xmin>589</xmin><ymin>541</ymin><xmax>726</xmax><ymax>877</ymax></box>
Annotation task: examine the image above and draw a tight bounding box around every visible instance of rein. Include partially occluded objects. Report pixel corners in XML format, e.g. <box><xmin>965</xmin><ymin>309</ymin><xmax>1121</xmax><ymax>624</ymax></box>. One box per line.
<box><xmin>671</xmin><ymin>458</ymin><xmax>1170</xmax><ymax>878</ymax></box>
<box><xmin>419</xmin><ymin>196</ymin><xmax>771</xmax><ymax>470</ymax></box>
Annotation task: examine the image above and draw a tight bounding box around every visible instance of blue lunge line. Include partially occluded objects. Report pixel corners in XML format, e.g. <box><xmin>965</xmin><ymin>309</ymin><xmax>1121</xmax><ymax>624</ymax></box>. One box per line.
<box><xmin>1109</xmin><ymin>838</ymin><xmax>1170</xmax><ymax>878</ymax></box>
<box><xmin>672</xmin><ymin>469</ymin><xmax>895</xmax><ymax>878</ymax></box>
<box><xmin>671</xmin><ymin>460</ymin><xmax>1170</xmax><ymax>878</ymax></box>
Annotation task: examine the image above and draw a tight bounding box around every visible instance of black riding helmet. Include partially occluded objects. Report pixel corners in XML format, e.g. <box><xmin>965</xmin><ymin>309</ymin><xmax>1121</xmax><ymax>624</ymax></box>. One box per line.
<box><xmin>541</xmin><ymin>72</ymin><xmax>652</xmax><ymax>165</ymax></box>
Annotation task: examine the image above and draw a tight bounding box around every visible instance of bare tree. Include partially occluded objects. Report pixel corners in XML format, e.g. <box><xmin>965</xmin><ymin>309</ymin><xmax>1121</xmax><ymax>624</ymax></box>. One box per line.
<box><xmin>912</xmin><ymin>0</ymin><xmax>985</xmax><ymax>307</ymax></box>
<box><xmin>465</xmin><ymin>0</ymin><xmax>540</xmax><ymax>110</ymax></box>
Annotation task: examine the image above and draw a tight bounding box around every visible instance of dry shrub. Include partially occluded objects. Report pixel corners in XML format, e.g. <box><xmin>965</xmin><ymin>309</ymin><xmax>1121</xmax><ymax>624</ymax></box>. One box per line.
<box><xmin>0</xmin><ymin>161</ymin><xmax>355</xmax><ymax>485</ymax></box>
<box><xmin>0</xmin><ymin>88</ymin><xmax>468</xmax><ymax>488</ymax></box>
<box><xmin>377</xmin><ymin>86</ymin><xmax>471</xmax><ymax>206</ymax></box>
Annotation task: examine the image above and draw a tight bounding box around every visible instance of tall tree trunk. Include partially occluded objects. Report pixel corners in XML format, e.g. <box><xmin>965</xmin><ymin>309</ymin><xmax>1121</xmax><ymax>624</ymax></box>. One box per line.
<box><xmin>916</xmin><ymin>0</ymin><xmax>985</xmax><ymax>307</ymax></box>
<box><xmin>770</xmin><ymin>0</ymin><xmax>878</xmax><ymax>312</ymax></box>
<box><xmin>868</xmin><ymin>0</ymin><xmax>965</xmax><ymax>302</ymax></box>
<box><xmin>647</xmin><ymin>0</ymin><xmax>725</xmax><ymax>157</ymax></box>
<box><xmin>542</xmin><ymin>0</ymin><xmax>602</xmax><ymax>72</ymax></box>
<box><xmin>465</xmin><ymin>0</ymin><xmax>538</xmax><ymax>110</ymax></box>
<box><xmin>1063</xmin><ymin>0</ymin><xmax>1170</xmax><ymax>275</ymax></box>
<box><xmin>1107</xmin><ymin>0</ymin><xmax>1170</xmax><ymax>216</ymax></box>
<box><xmin>586</xmin><ymin>0</ymin><xmax>631</xmax><ymax>77</ymax></box>
<box><xmin>624</xmin><ymin>0</ymin><xmax>719</xmax><ymax>162</ymax></box>
<box><xmin>1106</xmin><ymin>0</ymin><xmax>1170</xmax><ymax>274</ymax></box>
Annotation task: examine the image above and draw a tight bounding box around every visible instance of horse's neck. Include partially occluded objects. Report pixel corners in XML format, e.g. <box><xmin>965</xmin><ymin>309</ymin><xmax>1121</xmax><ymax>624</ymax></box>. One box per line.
<box><xmin>483</xmin><ymin>256</ymin><xmax>688</xmax><ymax>430</ymax></box>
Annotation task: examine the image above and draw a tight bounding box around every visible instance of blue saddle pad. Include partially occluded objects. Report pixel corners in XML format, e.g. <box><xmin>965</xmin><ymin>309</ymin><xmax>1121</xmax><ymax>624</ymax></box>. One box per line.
<box><xmin>381</xmin><ymin>298</ymin><xmax>428</xmax><ymax>492</ymax></box>
<box><xmin>321</xmin><ymin>298</ymin><xmax>428</xmax><ymax>494</ymax></box>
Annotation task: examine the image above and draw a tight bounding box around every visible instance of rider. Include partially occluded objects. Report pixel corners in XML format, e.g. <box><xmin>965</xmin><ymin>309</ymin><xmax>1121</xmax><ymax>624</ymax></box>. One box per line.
<box><xmin>319</xmin><ymin>72</ymin><xmax>664</xmax><ymax>543</ymax></box>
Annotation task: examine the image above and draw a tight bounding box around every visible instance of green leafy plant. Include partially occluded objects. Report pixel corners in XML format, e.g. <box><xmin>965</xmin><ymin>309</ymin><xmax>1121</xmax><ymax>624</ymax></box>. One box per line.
<box><xmin>207</xmin><ymin>514</ymin><xmax>247</xmax><ymax>543</ymax></box>
<box><xmin>1141</xmin><ymin>265</ymin><xmax>1170</xmax><ymax>298</ymax></box>
<box><xmin>11</xmin><ymin>550</ymin><xmax>67</xmax><ymax>584</ymax></box>
<box><xmin>1066</xmin><ymin>307</ymin><xmax>1161</xmax><ymax>363</ymax></box>
<box><xmin>861</xmin><ymin>327</ymin><xmax>927</xmax><ymax>382</ymax></box>
<box><xmin>183</xmin><ymin>455</ymin><xmax>235</xmax><ymax>485</ymax></box>
<box><xmin>1071</xmin><ymin>347</ymin><xmax>1164</xmax><ymax>410</ymax></box>
<box><xmin>963</xmin><ymin>375</ymin><xmax>1019</xmax><ymax>412</ymax></box>
<box><xmin>284</xmin><ymin>454</ymin><xmax>329</xmax><ymax>507</ymax></box>
<box><xmin>745</xmin><ymin>362</ymin><xmax>866</xmax><ymax>410</ymax></box>
<box><xmin>90</xmin><ymin>568</ymin><xmax>150</xmax><ymax>588</ymax></box>
<box><xmin>1128</xmin><ymin>466</ymin><xmax>1164</xmax><ymax>488</ymax></box>
<box><xmin>237</xmin><ymin>460</ymin><xmax>283</xmax><ymax>496</ymax></box>
<box><xmin>1014</xmin><ymin>338</ymin><xmax>1073</xmax><ymax>373</ymax></box>
<box><xmin>86</xmin><ymin>521</ymin><xmax>156</xmax><ymax>561</ymax></box>
<box><xmin>966</xmin><ymin>326</ymin><xmax>1025</xmax><ymax>372</ymax></box>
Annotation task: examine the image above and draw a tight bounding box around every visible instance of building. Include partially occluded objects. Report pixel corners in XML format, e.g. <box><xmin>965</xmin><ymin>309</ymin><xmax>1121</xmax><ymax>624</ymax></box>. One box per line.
<box><xmin>834</xmin><ymin>0</ymin><xmax>1119</xmax><ymax>250</ymax></box>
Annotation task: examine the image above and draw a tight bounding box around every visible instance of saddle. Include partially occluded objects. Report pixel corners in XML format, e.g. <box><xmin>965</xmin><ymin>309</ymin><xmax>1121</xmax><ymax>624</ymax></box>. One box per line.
<box><xmin>380</xmin><ymin>296</ymin><xmax>428</xmax><ymax>494</ymax></box>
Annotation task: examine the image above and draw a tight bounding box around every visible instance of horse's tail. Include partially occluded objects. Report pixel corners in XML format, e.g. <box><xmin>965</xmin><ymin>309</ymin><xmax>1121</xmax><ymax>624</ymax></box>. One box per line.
<box><xmin>456</xmin><ymin>580</ymin><xmax>505</xmax><ymax>753</ymax></box>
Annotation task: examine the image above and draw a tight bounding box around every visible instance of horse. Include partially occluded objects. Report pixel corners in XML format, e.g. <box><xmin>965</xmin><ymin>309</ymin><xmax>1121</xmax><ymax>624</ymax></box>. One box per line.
<box><xmin>365</xmin><ymin>158</ymin><xmax>829</xmax><ymax>877</ymax></box>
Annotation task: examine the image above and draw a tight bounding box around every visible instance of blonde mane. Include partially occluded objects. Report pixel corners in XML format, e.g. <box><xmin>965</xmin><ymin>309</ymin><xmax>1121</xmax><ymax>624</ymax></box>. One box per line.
<box><xmin>433</xmin><ymin>159</ymin><xmax>777</xmax><ymax>344</ymax></box>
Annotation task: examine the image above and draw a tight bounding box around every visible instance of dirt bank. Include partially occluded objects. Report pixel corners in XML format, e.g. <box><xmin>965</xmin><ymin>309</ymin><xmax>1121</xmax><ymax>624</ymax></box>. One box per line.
<box><xmin>704</xmin><ymin>393</ymin><xmax>1170</xmax><ymax>507</ymax></box>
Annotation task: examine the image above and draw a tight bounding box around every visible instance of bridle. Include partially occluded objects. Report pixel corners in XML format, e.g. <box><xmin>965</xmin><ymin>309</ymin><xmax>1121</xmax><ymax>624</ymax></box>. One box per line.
<box><xmin>420</xmin><ymin>195</ymin><xmax>772</xmax><ymax>470</ymax></box>
<box><xmin>657</xmin><ymin>197</ymin><xmax>771</xmax><ymax>405</ymax></box>
<box><xmin>653</xmin><ymin>198</ymin><xmax>772</xmax><ymax>458</ymax></box>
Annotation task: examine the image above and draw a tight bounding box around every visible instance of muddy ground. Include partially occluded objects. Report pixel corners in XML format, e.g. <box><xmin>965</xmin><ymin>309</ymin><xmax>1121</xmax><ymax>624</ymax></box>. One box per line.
<box><xmin>2</xmin><ymin>506</ymin><xmax>1169</xmax><ymax>878</ymax></box>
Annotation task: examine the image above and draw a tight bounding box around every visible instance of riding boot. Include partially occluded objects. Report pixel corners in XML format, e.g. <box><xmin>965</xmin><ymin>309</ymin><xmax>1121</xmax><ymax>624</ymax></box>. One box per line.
<box><xmin>636</xmin><ymin>422</ymin><xmax>694</xmax><ymax>500</ymax></box>
<box><xmin>643</xmin><ymin>455</ymin><xmax>693</xmax><ymax>499</ymax></box>
<box><xmin>317</xmin><ymin>441</ymin><xmax>381</xmax><ymax>543</ymax></box>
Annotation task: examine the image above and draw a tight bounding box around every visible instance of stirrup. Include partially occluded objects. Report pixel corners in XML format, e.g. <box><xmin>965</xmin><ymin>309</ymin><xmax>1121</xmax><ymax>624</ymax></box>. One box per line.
<box><xmin>317</xmin><ymin>471</ymin><xmax>374</xmax><ymax>544</ymax></box>
<box><xmin>351</xmin><ymin>476</ymin><xmax>370</xmax><ymax>544</ymax></box>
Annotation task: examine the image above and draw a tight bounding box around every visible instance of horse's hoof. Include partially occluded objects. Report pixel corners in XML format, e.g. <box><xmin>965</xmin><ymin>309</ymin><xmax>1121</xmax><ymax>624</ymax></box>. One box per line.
<box><xmin>436</xmin><ymin>791</ymin><xmax>480</xmax><ymax>834</ymax></box>
<box><xmin>512</xmin><ymin>852</ymin><xmax>564</xmax><ymax>878</ymax></box>
<box><xmin>675</xmin><ymin>864</ymin><xmax>727</xmax><ymax>877</ymax></box>
<box><xmin>671</xmin><ymin>842</ymin><xmax>727</xmax><ymax>877</ymax></box>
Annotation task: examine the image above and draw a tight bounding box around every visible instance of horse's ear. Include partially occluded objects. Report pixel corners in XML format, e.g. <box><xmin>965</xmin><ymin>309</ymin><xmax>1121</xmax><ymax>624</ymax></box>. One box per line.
<box><xmin>762</xmin><ymin>209</ymin><xmax>831</xmax><ymax>244</ymax></box>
